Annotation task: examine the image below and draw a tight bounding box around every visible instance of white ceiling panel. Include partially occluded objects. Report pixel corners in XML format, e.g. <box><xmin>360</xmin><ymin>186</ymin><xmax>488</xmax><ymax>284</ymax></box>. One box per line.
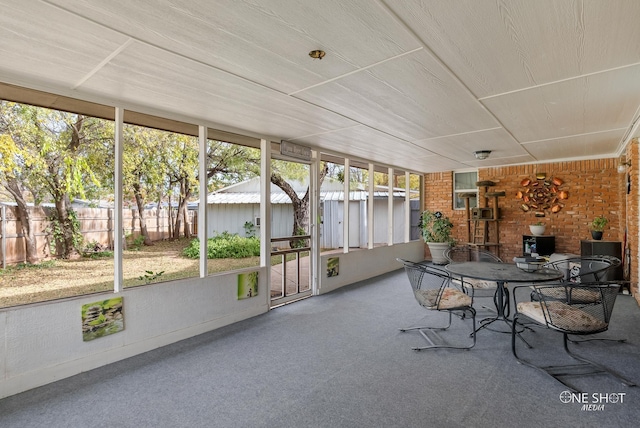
<box><xmin>0</xmin><ymin>1</ymin><xmax>130</xmax><ymax>88</ymax></box>
<box><xmin>1</xmin><ymin>1</ymin><xmax>640</xmax><ymax>173</ymax></box>
<box><xmin>522</xmin><ymin>130</ymin><xmax>626</xmax><ymax>161</ymax></box>
<box><xmin>294</xmin><ymin>50</ymin><xmax>498</xmax><ymax>141</ymax></box>
<box><xmin>80</xmin><ymin>42</ymin><xmax>358</xmax><ymax>138</ymax></box>
<box><xmin>408</xmin><ymin>155</ymin><xmax>470</xmax><ymax>173</ymax></box>
<box><xmin>389</xmin><ymin>0</ymin><xmax>640</xmax><ymax>98</ymax></box>
<box><xmin>413</xmin><ymin>128</ymin><xmax>533</xmax><ymax>164</ymax></box>
<box><xmin>483</xmin><ymin>64</ymin><xmax>640</xmax><ymax>143</ymax></box>
<box><xmin>45</xmin><ymin>0</ymin><xmax>421</xmax><ymax>94</ymax></box>
<box><xmin>295</xmin><ymin>125</ymin><xmax>431</xmax><ymax>171</ymax></box>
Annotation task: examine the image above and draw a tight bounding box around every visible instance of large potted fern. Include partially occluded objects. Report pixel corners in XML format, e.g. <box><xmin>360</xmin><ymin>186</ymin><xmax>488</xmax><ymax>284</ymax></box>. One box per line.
<box><xmin>419</xmin><ymin>210</ymin><xmax>455</xmax><ymax>265</ymax></box>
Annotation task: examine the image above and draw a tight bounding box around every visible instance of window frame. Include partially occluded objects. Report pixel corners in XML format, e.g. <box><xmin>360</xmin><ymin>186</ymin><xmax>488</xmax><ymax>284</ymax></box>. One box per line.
<box><xmin>453</xmin><ymin>171</ymin><xmax>479</xmax><ymax>210</ymax></box>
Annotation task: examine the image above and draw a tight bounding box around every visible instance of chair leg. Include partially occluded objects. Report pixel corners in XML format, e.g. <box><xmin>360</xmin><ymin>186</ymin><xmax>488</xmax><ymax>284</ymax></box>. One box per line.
<box><xmin>402</xmin><ymin>309</ymin><xmax>476</xmax><ymax>351</ymax></box>
<box><xmin>399</xmin><ymin>311</ymin><xmax>453</xmax><ymax>333</ymax></box>
<box><xmin>562</xmin><ymin>334</ymin><xmax>636</xmax><ymax>388</ymax></box>
<box><xmin>512</xmin><ymin>321</ymin><xmax>636</xmax><ymax>392</ymax></box>
<box><xmin>567</xmin><ymin>335</ymin><xmax>627</xmax><ymax>344</ymax></box>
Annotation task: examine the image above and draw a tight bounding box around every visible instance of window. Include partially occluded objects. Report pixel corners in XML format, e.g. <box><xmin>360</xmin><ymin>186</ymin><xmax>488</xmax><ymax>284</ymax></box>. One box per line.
<box><xmin>206</xmin><ymin>140</ymin><xmax>261</xmax><ymax>276</ymax></box>
<box><xmin>453</xmin><ymin>171</ymin><xmax>478</xmax><ymax>210</ymax></box>
<box><xmin>122</xmin><ymin>125</ymin><xmax>200</xmax><ymax>287</ymax></box>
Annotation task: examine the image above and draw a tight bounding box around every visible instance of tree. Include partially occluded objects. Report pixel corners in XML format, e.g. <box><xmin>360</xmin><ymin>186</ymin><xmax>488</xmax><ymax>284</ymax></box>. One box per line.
<box><xmin>270</xmin><ymin>161</ymin><xmax>329</xmax><ymax>247</ymax></box>
<box><xmin>160</xmin><ymin>133</ymin><xmax>199</xmax><ymax>239</ymax></box>
<box><xmin>0</xmin><ymin>128</ymin><xmax>40</xmax><ymax>263</ymax></box>
<box><xmin>205</xmin><ymin>140</ymin><xmax>260</xmax><ymax>191</ymax></box>
<box><xmin>38</xmin><ymin>111</ymin><xmax>112</xmax><ymax>257</ymax></box>
<box><xmin>122</xmin><ymin>125</ymin><xmax>165</xmax><ymax>245</ymax></box>
<box><xmin>0</xmin><ymin>102</ymin><xmax>113</xmax><ymax>259</ymax></box>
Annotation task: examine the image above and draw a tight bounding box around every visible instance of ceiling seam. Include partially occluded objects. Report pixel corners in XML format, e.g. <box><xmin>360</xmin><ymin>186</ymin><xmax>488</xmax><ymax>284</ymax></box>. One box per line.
<box><xmin>287</xmin><ymin>125</ymin><xmax>364</xmax><ymax>140</ymax></box>
<box><xmin>478</xmin><ymin>62</ymin><xmax>640</xmax><ymax>101</ymax></box>
<box><xmin>40</xmin><ymin>0</ymin><xmax>285</xmax><ymax>96</ymax></box>
<box><xmin>287</xmin><ymin>47</ymin><xmax>423</xmax><ymax>96</ymax></box>
<box><xmin>41</xmin><ymin>0</ymin><xmax>439</xmax><ymax>161</ymax></box>
<box><xmin>521</xmin><ymin>127</ymin><xmax>628</xmax><ymax>145</ymax></box>
<box><xmin>412</xmin><ymin>127</ymin><xmax>503</xmax><ymax>143</ymax></box>
<box><xmin>376</xmin><ymin>0</ymin><xmax>535</xmax><ymax>161</ymax></box>
<box><xmin>73</xmin><ymin>38</ymin><xmax>135</xmax><ymax>89</ymax></box>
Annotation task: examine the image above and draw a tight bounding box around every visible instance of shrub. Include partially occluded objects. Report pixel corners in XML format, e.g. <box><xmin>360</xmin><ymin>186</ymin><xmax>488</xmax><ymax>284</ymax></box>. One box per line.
<box><xmin>182</xmin><ymin>232</ymin><xmax>260</xmax><ymax>259</ymax></box>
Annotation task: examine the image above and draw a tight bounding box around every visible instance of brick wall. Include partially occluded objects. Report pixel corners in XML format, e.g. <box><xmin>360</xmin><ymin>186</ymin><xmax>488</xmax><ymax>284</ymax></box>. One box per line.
<box><xmin>424</xmin><ymin>148</ymin><xmax>639</xmax><ymax>298</ymax></box>
<box><xmin>625</xmin><ymin>141</ymin><xmax>639</xmax><ymax>301</ymax></box>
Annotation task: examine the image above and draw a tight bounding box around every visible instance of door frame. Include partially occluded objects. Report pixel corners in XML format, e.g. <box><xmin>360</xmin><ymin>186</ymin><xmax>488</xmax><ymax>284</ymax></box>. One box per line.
<box><xmin>267</xmin><ymin>146</ymin><xmax>319</xmax><ymax>307</ymax></box>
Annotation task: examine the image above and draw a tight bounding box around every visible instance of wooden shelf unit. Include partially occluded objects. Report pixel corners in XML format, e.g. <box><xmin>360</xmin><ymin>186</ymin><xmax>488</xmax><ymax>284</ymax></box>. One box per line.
<box><xmin>460</xmin><ymin>182</ymin><xmax>504</xmax><ymax>258</ymax></box>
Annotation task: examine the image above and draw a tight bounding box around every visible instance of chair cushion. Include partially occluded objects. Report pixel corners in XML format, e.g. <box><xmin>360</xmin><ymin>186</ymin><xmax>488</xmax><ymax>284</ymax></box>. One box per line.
<box><xmin>534</xmin><ymin>287</ymin><xmax>600</xmax><ymax>303</ymax></box>
<box><xmin>467</xmin><ymin>278</ymin><xmax>498</xmax><ymax>289</ymax></box>
<box><xmin>517</xmin><ymin>301</ymin><xmax>606</xmax><ymax>332</ymax></box>
<box><xmin>453</xmin><ymin>278</ymin><xmax>498</xmax><ymax>289</ymax></box>
<box><xmin>415</xmin><ymin>288</ymin><xmax>472</xmax><ymax>310</ymax></box>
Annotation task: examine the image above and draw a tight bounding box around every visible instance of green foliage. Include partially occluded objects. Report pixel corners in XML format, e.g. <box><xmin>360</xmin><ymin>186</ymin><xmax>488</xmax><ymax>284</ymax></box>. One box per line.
<box><xmin>138</xmin><ymin>270</ymin><xmax>165</xmax><ymax>283</ymax></box>
<box><xmin>86</xmin><ymin>251</ymin><xmax>113</xmax><ymax>259</ymax></box>
<box><xmin>590</xmin><ymin>216</ymin><xmax>608</xmax><ymax>232</ymax></box>
<box><xmin>291</xmin><ymin>226</ymin><xmax>308</xmax><ymax>249</ymax></box>
<box><xmin>0</xmin><ymin>260</ymin><xmax>56</xmax><ymax>276</ymax></box>
<box><xmin>46</xmin><ymin>209</ymin><xmax>84</xmax><ymax>256</ymax></box>
<box><xmin>419</xmin><ymin>210</ymin><xmax>455</xmax><ymax>244</ymax></box>
<box><xmin>243</xmin><ymin>221</ymin><xmax>257</xmax><ymax>238</ymax></box>
<box><xmin>183</xmin><ymin>233</ymin><xmax>261</xmax><ymax>259</ymax></box>
<box><xmin>81</xmin><ymin>240</ymin><xmax>113</xmax><ymax>258</ymax></box>
<box><xmin>127</xmin><ymin>235</ymin><xmax>146</xmax><ymax>251</ymax></box>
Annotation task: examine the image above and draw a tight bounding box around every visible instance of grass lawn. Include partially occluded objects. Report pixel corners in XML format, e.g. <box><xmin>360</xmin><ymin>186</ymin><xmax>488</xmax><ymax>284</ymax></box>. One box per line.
<box><xmin>0</xmin><ymin>238</ymin><xmax>263</xmax><ymax>308</ymax></box>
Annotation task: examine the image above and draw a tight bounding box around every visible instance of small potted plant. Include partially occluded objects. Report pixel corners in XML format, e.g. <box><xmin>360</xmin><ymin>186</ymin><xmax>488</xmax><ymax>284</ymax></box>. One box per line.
<box><xmin>529</xmin><ymin>221</ymin><xmax>546</xmax><ymax>236</ymax></box>
<box><xmin>589</xmin><ymin>216</ymin><xmax>608</xmax><ymax>240</ymax></box>
<box><xmin>419</xmin><ymin>210</ymin><xmax>455</xmax><ymax>265</ymax></box>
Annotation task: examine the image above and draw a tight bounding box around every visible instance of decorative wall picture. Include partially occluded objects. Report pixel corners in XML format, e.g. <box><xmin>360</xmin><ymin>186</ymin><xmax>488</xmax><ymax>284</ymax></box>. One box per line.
<box><xmin>237</xmin><ymin>271</ymin><xmax>259</xmax><ymax>300</ymax></box>
<box><xmin>516</xmin><ymin>173</ymin><xmax>567</xmax><ymax>217</ymax></box>
<box><xmin>327</xmin><ymin>257</ymin><xmax>339</xmax><ymax>277</ymax></box>
<box><xmin>82</xmin><ymin>297</ymin><xmax>124</xmax><ymax>342</ymax></box>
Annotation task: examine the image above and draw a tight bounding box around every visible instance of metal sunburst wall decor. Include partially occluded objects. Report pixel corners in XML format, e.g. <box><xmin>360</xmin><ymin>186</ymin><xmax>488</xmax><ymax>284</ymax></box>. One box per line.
<box><xmin>515</xmin><ymin>173</ymin><xmax>567</xmax><ymax>217</ymax></box>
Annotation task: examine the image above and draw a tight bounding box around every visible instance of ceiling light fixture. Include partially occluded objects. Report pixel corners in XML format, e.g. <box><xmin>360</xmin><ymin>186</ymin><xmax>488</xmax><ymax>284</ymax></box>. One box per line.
<box><xmin>474</xmin><ymin>150</ymin><xmax>492</xmax><ymax>160</ymax></box>
<box><xmin>308</xmin><ymin>50</ymin><xmax>326</xmax><ymax>60</ymax></box>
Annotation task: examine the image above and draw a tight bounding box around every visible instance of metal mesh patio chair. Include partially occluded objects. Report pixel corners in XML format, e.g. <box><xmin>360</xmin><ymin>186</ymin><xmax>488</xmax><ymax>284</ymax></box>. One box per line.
<box><xmin>511</xmin><ymin>281</ymin><xmax>636</xmax><ymax>392</ymax></box>
<box><xmin>444</xmin><ymin>245</ymin><xmax>502</xmax><ymax>263</ymax></box>
<box><xmin>538</xmin><ymin>256</ymin><xmax>625</xmax><ymax>344</ymax></box>
<box><xmin>397</xmin><ymin>258</ymin><xmax>476</xmax><ymax>350</ymax></box>
<box><xmin>542</xmin><ymin>255</ymin><xmax>620</xmax><ymax>284</ymax></box>
<box><xmin>444</xmin><ymin>245</ymin><xmax>507</xmax><ymax>315</ymax></box>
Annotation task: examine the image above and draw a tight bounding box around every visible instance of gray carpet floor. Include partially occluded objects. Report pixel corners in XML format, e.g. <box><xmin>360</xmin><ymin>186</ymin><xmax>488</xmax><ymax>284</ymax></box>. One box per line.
<box><xmin>1</xmin><ymin>269</ymin><xmax>639</xmax><ymax>428</ymax></box>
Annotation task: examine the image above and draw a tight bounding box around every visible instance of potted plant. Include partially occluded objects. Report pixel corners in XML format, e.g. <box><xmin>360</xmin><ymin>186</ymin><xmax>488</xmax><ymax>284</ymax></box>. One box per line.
<box><xmin>529</xmin><ymin>221</ymin><xmax>546</xmax><ymax>236</ymax></box>
<box><xmin>589</xmin><ymin>216</ymin><xmax>608</xmax><ymax>240</ymax></box>
<box><xmin>419</xmin><ymin>210</ymin><xmax>455</xmax><ymax>265</ymax></box>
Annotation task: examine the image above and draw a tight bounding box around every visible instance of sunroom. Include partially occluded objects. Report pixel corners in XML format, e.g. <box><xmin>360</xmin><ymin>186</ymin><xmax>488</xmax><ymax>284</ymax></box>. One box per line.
<box><xmin>1</xmin><ymin>0</ymin><xmax>640</xmax><ymax>405</ymax></box>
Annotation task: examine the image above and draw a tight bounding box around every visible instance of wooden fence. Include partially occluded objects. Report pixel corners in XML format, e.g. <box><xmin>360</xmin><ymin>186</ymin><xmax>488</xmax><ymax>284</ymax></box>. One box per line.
<box><xmin>0</xmin><ymin>204</ymin><xmax>196</xmax><ymax>266</ymax></box>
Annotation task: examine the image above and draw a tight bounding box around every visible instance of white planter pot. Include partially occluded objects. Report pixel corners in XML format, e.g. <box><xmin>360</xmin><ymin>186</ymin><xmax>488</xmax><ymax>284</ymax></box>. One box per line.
<box><xmin>529</xmin><ymin>225</ymin><xmax>546</xmax><ymax>236</ymax></box>
<box><xmin>427</xmin><ymin>242</ymin><xmax>451</xmax><ymax>265</ymax></box>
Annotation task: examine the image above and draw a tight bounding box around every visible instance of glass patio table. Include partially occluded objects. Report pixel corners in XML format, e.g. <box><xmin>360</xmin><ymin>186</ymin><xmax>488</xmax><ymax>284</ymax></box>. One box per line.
<box><xmin>445</xmin><ymin>261</ymin><xmax>563</xmax><ymax>332</ymax></box>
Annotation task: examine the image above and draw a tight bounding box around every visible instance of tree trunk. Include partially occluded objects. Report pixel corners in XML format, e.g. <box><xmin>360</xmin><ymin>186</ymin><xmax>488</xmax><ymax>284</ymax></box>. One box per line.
<box><xmin>5</xmin><ymin>178</ymin><xmax>39</xmax><ymax>263</ymax></box>
<box><xmin>167</xmin><ymin>195</ymin><xmax>174</xmax><ymax>238</ymax></box>
<box><xmin>270</xmin><ymin>164</ymin><xmax>327</xmax><ymax>248</ymax></box>
<box><xmin>53</xmin><ymin>195</ymin><xmax>77</xmax><ymax>258</ymax></box>
<box><xmin>155</xmin><ymin>192</ymin><xmax>163</xmax><ymax>240</ymax></box>
<box><xmin>133</xmin><ymin>183</ymin><xmax>153</xmax><ymax>246</ymax></box>
<box><xmin>172</xmin><ymin>205</ymin><xmax>182</xmax><ymax>239</ymax></box>
<box><xmin>172</xmin><ymin>179</ymin><xmax>191</xmax><ymax>239</ymax></box>
<box><xmin>181</xmin><ymin>182</ymin><xmax>192</xmax><ymax>238</ymax></box>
